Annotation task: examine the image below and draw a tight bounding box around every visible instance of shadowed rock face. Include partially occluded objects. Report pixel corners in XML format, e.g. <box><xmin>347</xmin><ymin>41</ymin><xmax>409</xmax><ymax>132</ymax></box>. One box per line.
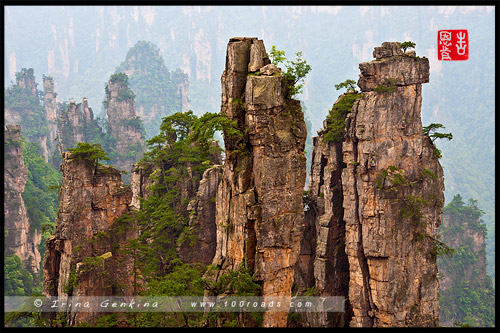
<box><xmin>343</xmin><ymin>42</ymin><xmax>442</xmax><ymax>327</ymax></box>
<box><xmin>179</xmin><ymin>165</ymin><xmax>223</xmax><ymax>265</ymax></box>
<box><xmin>206</xmin><ymin>37</ymin><xmax>307</xmax><ymax>327</ymax></box>
<box><xmin>294</xmin><ymin>117</ymin><xmax>351</xmax><ymax>327</ymax></box>
<box><xmin>4</xmin><ymin>124</ymin><xmax>41</xmax><ymax>273</ymax></box>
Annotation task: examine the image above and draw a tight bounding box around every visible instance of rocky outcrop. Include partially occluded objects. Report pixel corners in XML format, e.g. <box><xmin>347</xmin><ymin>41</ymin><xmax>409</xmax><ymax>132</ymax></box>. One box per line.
<box><xmin>57</xmin><ymin>101</ymin><xmax>86</xmax><ymax>151</ymax></box>
<box><xmin>42</xmin><ymin>152</ymin><xmax>135</xmax><ymax>325</ymax></box>
<box><xmin>4</xmin><ymin>125</ymin><xmax>42</xmax><ymax>273</ymax></box>
<box><xmin>206</xmin><ymin>37</ymin><xmax>307</xmax><ymax>327</ymax></box>
<box><xmin>343</xmin><ymin>42</ymin><xmax>442</xmax><ymax>327</ymax></box>
<box><xmin>105</xmin><ymin>74</ymin><xmax>145</xmax><ymax>178</ymax></box>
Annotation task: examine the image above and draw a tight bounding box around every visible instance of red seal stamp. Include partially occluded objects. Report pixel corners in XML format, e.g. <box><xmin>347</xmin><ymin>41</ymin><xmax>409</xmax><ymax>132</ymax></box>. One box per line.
<box><xmin>438</xmin><ymin>30</ymin><xmax>468</xmax><ymax>61</ymax></box>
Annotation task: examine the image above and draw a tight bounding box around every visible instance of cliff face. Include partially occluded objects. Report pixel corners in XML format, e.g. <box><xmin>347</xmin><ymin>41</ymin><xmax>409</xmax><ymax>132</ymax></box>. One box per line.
<box><xmin>343</xmin><ymin>42</ymin><xmax>443</xmax><ymax>327</ymax></box>
<box><xmin>4</xmin><ymin>125</ymin><xmax>42</xmax><ymax>273</ymax></box>
<box><xmin>207</xmin><ymin>37</ymin><xmax>307</xmax><ymax>327</ymax></box>
<box><xmin>105</xmin><ymin>76</ymin><xmax>145</xmax><ymax>176</ymax></box>
<box><xmin>43</xmin><ymin>152</ymin><xmax>135</xmax><ymax>325</ymax></box>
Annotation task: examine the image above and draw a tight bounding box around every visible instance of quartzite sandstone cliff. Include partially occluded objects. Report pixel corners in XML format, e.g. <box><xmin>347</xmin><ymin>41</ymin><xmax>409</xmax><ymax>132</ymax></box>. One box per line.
<box><xmin>206</xmin><ymin>37</ymin><xmax>307</xmax><ymax>327</ymax></box>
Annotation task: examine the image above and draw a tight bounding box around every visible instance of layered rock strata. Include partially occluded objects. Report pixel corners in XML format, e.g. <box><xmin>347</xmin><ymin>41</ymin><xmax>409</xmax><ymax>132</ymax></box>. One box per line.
<box><xmin>206</xmin><ymin>37</ymin><xmax>307</xmax><ymax>327</ymax></box>
<box><xmin>42</xmin><ymin>152</ymin><xmax>135</xmax><ymax>326</ymax></box>
<box><xmin>343</xmin><ymin>42</ymin><xmax>442</xmax><ymax>327</ymax></box>
<box><xmin>4</xmin><ymin>125</ymin><xmax>42</xmax><ymax>273</ymax></box>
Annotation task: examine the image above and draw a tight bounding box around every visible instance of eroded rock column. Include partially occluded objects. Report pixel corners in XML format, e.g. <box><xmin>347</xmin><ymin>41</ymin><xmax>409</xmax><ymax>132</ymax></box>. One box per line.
<box><xmin>208</xmin><ymin>37</ymin><xmax>307</xmax><ymax>327</ymax></box>
<box><xmin>343</xmin><ymin>42</ymin><xmax>443</xmax><ymax>327</ymax></box>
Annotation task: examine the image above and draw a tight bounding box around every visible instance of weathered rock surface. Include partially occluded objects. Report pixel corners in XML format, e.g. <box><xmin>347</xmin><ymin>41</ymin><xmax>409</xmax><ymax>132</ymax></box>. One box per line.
<box><xmin>343</xmin><ymin>43</ymin><xmax>442</xmax><ymax>327</ymax></box>
<box><xmin>4</xmin><ymin>124</ymin><xmax>41</xmax><ymax>273</ymax></box>
<box><xmin>42</xmin><ymin>152</ymin><xmax>136</xmax><ymax>325</ymax></box>
<box><xmin>358</xmin><ymin>42</ymin><xmax>429</xmax><ymax>92</ymax></box>
<box><xmin>207</xmin><ymin>37</ymin><xmax>307</xmax><ymax>327</ymax></box>
<box><xmin>105</xmin><ymin>76</ymin><xmax>145</xmax><ymax>177</ymax></box>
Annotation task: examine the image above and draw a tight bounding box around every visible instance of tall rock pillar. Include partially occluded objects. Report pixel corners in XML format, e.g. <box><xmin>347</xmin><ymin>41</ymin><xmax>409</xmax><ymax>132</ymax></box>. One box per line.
<box><xmin>207</xmin><ymin>37</ymin><xmax>307</xmax><ymax>327</ymax></box>
<box><xmin>343</xmin><ymin>42</ymin><xmax>443</xmax><ymax>327</ymax></box>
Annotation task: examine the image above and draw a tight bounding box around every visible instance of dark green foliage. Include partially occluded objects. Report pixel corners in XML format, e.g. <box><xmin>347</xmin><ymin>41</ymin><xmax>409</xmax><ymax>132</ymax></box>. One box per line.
<box><xmin>269</xmin><ymin>45</ymin><xmax>312</xmax><ymax>97</ymax></box>
<box><xmin>334</xmin><ymin>79</ymin><xmax>358</xmax><ymax>93</ymax></box>
<box><xmin>21</xmin><ymin>140</ymin><xmax>61</xmax><ymax>263</ymax></box>
<box><xmin>439</xmin><ymin>194</ymin><xmax>495</xmax><ymax>327</ymax></box>
<box><xmin>423</xmin><ymin>123</ymin><xmax>453</xmax><ymax>143</ymax></box>
<box><xmin>109</xmin><ymin>72</ymin><xmax>129</xmax><ymax>85</ymax></box>
<box><xmin>322</xmin><ymin>92</ymin><xmax>363</xmax><ymax>143</ymax></box>
<box><xmin>374</xmin><ymin>78</ymin><xmax>397</xmax><ymax>94</ymax></box>
<box><xmin>400</xmin><ymin>194</ymin><xmax>428</xmax><ymax>226</ymax></box>
<box><xmin>67</xmin><ymin>142</ymin><xmax>110</xmax><ymax>166</ymax></box>
<box><xmin>400</xmin><ymin>41</ymin><xmax>416</xmax><ymax>53</ymax></box>
<box><xmin>204</xmin><ymin>264</ymin><xmax>261</xmax><ymax>296</ymax></box>
<box><xmin>4</xmin><ymin>255</ymin><xmax>37</xmax><ymax>296</ymax></box>
<box><xmin>423</xmin><ymin>123</ymin><xmax>453</xmax><ymax>159</ymax></box>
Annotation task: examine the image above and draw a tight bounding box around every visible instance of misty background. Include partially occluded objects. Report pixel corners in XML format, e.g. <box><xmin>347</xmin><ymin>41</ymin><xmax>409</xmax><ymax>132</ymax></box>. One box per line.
<box><xmin>4</xmin><ymin>5</ymin><xmax>495</xmax><ymax>280</ymax></box>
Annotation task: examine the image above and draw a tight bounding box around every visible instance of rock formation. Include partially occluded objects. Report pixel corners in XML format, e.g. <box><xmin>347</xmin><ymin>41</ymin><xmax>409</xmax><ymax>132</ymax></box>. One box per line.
<box><xmin>206</xmin><ymin>37</ymin><xmax>307</xmax><ymax>327</ymax></box>
<box><xmin>57</xmin><ymin>101</ymin><xmax>86</xmax><ymax>151</ymax></box>
<box><xmin>4</xmin><ymin>125</ymin><xmax>42</xmax><ymax>274</ymax></box>
<box><xmin>16</xmin><ymin>67</ymin><xmax>39</xmax><ymax>98</ymax></box>
<box><xmin>42</xmin><ymin>152</ymin><xmax>136</xmax><ymax>326</ymax></box>
<box><xmin>105</xmin><ymin>74</ymin><xmax>145</xmax><ymax>178</ymax></box>
<box><xmin>42</xmin><ymin>76</ymin><xmax>60</xmax><ymax>165</ymax></box>
<box><xmin>343</xmin><ymin>42</ymin><xmax>442</xmax><ymax>327</ymax></box>
<box><xmin>295</xmin><ymin>42</ymin><xmax>443</xmax><ymax>328</ymax></box>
